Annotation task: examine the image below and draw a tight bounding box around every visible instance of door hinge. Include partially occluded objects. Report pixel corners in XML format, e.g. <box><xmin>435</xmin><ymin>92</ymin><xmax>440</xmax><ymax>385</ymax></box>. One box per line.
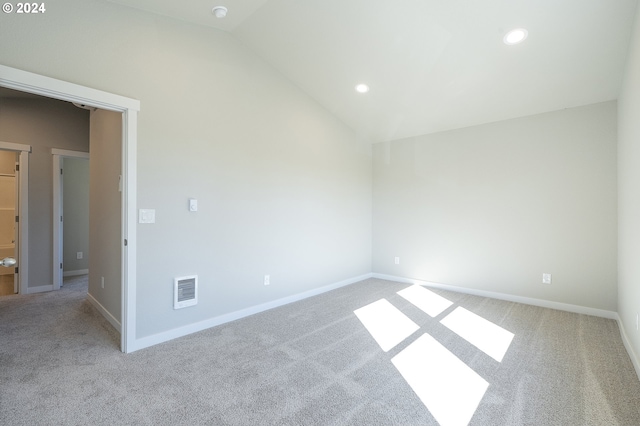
<box><xmin>60</xmin><ymin>263</ymin><xmax>63</xmax><ymax>269</ymax></box>
<box><xmin>16</xmin><ymin>164</ymin><xmax>19</xmax><ymax>172</ymax></box>
<box><xmin>60</xmin><ymin>168</ymin><xmax>63</xmax><ymax>175</ymax></box>
<box><xmin>124</xmin><ymin>239</ymin><xmax>128</xmax><ymax>246</ymax></box>
<box><xmin>15</xmin><ymin>216</ymin><xmax>19</xmax><ymax>222</ymax></box>
<box><xmin>15</xmin><ymin>267</ymin><xmax>18</xmax><ymax>274</ymax></box>
<box><xmin>60</xmin><ymin>215</ymin><xmax>63</xmax><ymax>222</ymax></box>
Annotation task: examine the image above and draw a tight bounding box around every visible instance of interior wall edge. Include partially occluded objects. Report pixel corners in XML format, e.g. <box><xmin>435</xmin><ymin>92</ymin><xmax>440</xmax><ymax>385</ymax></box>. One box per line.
<box><xmin>87</xmin><ymin>292</ymin><xmax>121</xmax><ymax>333</ymax></box>
<box><xmin>616</xmin><ymin>313</ymin><xmax>640</xmax><ymax>381</ymax></box>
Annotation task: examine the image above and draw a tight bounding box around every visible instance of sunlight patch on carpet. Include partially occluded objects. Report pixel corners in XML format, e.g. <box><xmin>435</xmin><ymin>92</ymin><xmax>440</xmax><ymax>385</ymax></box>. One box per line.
<box><xmin>354</xmin><ymin>299</ymin><xmax>419</xmax><ymax>352</ymax></box>
<box><xmin>397</xmin><ymin>285</ymin><xmax>453</xmax><ymax>317</ymax></box>
<box><xmin>440</xmin><ymin>307</ymin><xmax>514</xmax><ymax>362</ymax></box>
<box><xmin>392</xmin><ymin>333</ymin><xmax>489</xmax><ymax>426</ymax></box>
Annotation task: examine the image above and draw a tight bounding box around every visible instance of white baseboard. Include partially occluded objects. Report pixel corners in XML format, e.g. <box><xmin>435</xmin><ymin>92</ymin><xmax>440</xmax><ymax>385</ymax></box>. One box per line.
<box><xmin>87</xmin><ymin>292</ymin><xmax>121</xmax><ymax>333</ymax></box>
<box><xmin>372</xmin><ymin>273</ymin><xmax>618</xmax><ymax>320</ymax></box>
<box><xmin>63</xmin><ymin>269</ymin><xmax>88</xmax><ymax>277</ymax></box>
<box><xmin>130</xmin><ymin>273</ymin><xmax>373</xmax><ymax>352</ymax></box>
<box><xmin>373</xmin><ymin>273</ymin><xmax>640</xmax><ymax>379</ymax></box>
<box><xmin>27</xmin><ymin>285</ymin><xmax>53</xmax><ymax>294</ymax></box>
<box><xmin>616</xmin><ymin>314</ymin><xmax>640</xmax><ymax>381</ymax></box>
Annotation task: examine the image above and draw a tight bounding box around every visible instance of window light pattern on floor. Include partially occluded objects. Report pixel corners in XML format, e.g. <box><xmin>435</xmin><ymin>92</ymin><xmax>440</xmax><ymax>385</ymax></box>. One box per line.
<box><xmin>398</xmin><ymin>284</ymin><xmax>454</xmax><ymax>317</ymax></box>
<box><xmin>440</xmin><ymin>306</ymin><xmax>514</xmax><ymax>362</ymax></box>
<box><xmin>353</xmin><ymin>299</ymin><xmax>419</xmax><ymax>352</ymax></box>
<box><xmin>392</xmin><ymin>334</ymin><xmax>489</xmax><ymax>426</ymax></box>
<box><xmin>354</xmin><ymin>284</ymin><xmax>516</xmax><ymax>426</ymax></box>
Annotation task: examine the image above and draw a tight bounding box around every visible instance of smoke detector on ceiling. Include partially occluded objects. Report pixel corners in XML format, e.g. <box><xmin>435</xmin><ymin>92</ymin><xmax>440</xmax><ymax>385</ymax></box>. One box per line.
<box><xmin>212</xmin><ymin>6</ymin><xmax>228</xmax><ymax>18</ymax></box>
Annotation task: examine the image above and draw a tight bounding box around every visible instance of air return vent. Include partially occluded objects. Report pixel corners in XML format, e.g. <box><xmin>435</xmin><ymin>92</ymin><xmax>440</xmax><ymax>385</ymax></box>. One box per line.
<box><xmin>174</xmin><ymin>275</ymin><xmax>198</xmax><ymax>309</ymax></box>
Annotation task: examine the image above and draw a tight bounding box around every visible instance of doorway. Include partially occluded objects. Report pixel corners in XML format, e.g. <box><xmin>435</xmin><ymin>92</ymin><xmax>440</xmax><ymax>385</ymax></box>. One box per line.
<box><xmin>52</xmin><ymin>150</ymin><xmax>90</xmax><ymax>291</ymax></box>
<box><xmin>0</xmin><ymin>150</ymin><xmax>17</xmax><ymax>295</ymax></box>
<box><xmin>0</xmin><ymin>64</ymin><xmax>139</xmax><ymax>353</ymax></box>
<box><xmin>0</xmin><ymin>142</ymin><xmax>29</xmax><ymax>296</ymax></box>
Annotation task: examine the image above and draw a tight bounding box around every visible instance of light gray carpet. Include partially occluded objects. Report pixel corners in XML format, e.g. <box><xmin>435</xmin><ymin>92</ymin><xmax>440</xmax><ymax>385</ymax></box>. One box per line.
<box><xmin>1</xmin><ymin>276</ymin><xmax>640</xmax><ymax>425</ymax></box>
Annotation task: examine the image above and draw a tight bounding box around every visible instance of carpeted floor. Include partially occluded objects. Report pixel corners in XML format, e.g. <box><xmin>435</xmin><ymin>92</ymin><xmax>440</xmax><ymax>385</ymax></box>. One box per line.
<box><xmin>1</xmin><ymin>276</ymin><xmax>639</xmax><ymax>425</ymax></box>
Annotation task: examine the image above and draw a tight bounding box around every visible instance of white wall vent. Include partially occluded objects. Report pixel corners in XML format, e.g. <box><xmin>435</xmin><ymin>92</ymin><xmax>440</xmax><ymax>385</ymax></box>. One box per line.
<box><xmin>174</xmin><ymin>275</ymin><xmax>198</xmax><ymax>309</ymax></box>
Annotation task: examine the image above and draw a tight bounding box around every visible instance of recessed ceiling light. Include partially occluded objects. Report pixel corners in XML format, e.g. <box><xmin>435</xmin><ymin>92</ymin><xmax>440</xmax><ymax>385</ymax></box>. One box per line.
<box><xmin>212</xmin><ymin>6</ymin><xmax>228</xmax><ymax>18</ymax></box>
<box><xmin>503</xmin><ymin>28</ymin><xmax>528</xmax><ymax>45</ymax></box>
<box><xmin>355</xmin><ymin>84</ymin><xmax>370</xmax><ymax>93</ymax></box>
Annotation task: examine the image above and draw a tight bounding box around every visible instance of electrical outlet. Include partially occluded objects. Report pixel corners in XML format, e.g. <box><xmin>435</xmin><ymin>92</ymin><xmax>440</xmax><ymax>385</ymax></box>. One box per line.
<box><xmin>394</xmin><ymin>257</ymin><xmax>400</xmax><ymax>265</ymax></box>
<box><xmin>264</xmin><ymin>275</ymin><xmax>270</xmax><ymax>286</ymax></box>
<box><xmin>542</xmin><ymin>273</ymin><xmax>552</xmax><ymax>284</ymax></box>
<box><xmin>101</xmin><ymin>276</ymin><xmax>105</xmax><ymax>289</ymax></box>
<box><xmin>76</xmin><ymin>251</ymin><xmax>83</xmax><ymax>260</ymax></box>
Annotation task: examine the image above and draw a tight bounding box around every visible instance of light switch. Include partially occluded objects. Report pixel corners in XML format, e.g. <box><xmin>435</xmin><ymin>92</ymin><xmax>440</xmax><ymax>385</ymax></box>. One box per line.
<box><xmin>139</xmin><ymin>209</ymin><xmax>155</xmax><ymax>224</ymax></box>
<box><xmin>189</xmin><ymin>199</ymin><xmax>198</xmax><ymax>212</ymax></box>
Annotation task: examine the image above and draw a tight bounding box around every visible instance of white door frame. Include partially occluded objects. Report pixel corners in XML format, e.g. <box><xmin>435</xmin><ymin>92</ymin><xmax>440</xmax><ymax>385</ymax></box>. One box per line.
<box><xmin>0</xmin><ymin>64</ymin><xmax>139</xmax><ymax>353</ymax></box>
<box><xmin>0</xmin><ymin>141</ymin><xmax>30</xmax><ymax>296</ymax></box>
<box><xmin>52</xmin><ymin>149</ymin><xmax>90</xmax><ymax>291</ymax></box>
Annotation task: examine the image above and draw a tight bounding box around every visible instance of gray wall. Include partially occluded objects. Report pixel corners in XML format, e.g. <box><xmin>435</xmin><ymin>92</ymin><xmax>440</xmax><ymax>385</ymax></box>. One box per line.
<box><xmin>619</xmin><ymin>3</ymin><xmax>640</xmax><ymax>368</ymax></box>
<box><xmin>0</xmin><ymin>0</ymin><xmax>372</xmax><ymax>338</ymax></box>
<box><xmin>89</xmin><ymin>109</ymin><xmax>122</xmax><ymax>320</ymax></box>
<box><xmin>373</xmin><ymin>101</ymin><xmax>618</xmax><ymax>311</ymax></box>
<box><xmin>63</xmin><ymin>157</ymin><xmax>90</xmax><ymax>273</ymax></box>
<box><xmin>0</xmin><ymin>97</ymin><xmax>89</xmax><ymax>288</ymax></box>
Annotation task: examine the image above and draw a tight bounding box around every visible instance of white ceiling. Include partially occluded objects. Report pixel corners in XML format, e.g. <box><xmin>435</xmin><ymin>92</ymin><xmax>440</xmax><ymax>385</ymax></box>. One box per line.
<box><xmin>108</xmin><ymin>0</ymin><xmax>639</xmax><ymax>142</ymax></box>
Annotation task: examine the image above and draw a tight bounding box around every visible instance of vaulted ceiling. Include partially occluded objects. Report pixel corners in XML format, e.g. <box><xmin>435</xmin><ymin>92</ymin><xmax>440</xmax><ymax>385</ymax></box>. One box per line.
<box><xmin>107</xmin><ymin>0</ymin><xmax>639</xmax><ymax>142</ymax></box>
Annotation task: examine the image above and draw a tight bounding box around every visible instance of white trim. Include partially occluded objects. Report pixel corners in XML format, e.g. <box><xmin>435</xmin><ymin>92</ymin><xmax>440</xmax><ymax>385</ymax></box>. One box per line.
<box><xmin>87</xmin><ymin>292</ymin><xmax>122</xmax><ymax>333</ymax></box>
<box><xmin>51</xmin><ymin>149</ymin><xmax>89</xmax><ymax>159</ymax></box>
<box><xmin>52</xmin><ymin>150</ymin><xmax>90</xmax><ymax>291</ymax></box>
<box><xmin>372</xmin><ymin>273</ymin><xmax>618</xmax><ymax>320</ymax></box>
<box><xmin>122</xmin><ymin>109</ymin><xmax>137</xmax><ymax>354</ymax></box>
<box><xmin>0</xmin><ymin>141</ymin><xmax>31</xmax><ymax>153</ymax></box>
<box><xmin>63</xmin><ymin>269</ymin><xmax>89</xmax><ymax>277</ymax></box>
<box><xmin>130</xmin><ymin>273</ymin><xmax>373</xmax><ymax>352</ymax></box>
<box><xmin>1</xmin><ymin>64</ymin><xmax>139</xmax><ymax>353</ymax></box>
<box><xmin>616</xmin><ymin>314</ymin><xmax>640</xmax><ymax>381</ymax></box>
<box><xmin>27</xmin><ymin>285</ymin><xmax>53</xmax><ymax>294</ymax></box>
<box><xmin>0</xmin><ymin>65</ymin><xmax>139</xmax><ymax>112</ymax></box>
<box><xmin>18</xmin><ymin>151</ymin><xmax>28</xmax><ymax>295</ymax></box>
